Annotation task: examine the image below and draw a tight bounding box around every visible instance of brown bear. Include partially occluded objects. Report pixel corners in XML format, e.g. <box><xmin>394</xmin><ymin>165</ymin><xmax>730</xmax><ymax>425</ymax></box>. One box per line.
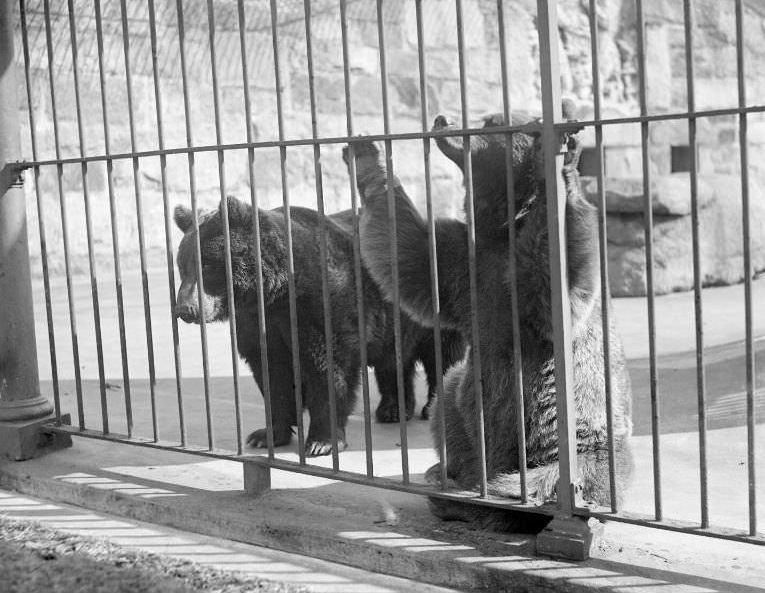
<box><xmin>173</xmin><ymin>198</ymin><xmax>465</xmax><ymax>456</ymax></box>
<box><xmin>344</xmin><ymin>110</ymin><xmax>632</xmax><ymax>530</ymax></box>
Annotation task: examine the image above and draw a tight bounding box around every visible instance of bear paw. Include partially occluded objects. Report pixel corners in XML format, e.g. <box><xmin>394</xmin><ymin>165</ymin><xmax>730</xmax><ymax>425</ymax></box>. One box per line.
<box><xmin>420</xmin><ymin>398</ymin><xmax>434</xmax><ymax>421</ymax></box>
<box><xmin>488</xmin><ymin>464</ymin><xmax>561</xmax><ymax>503</ymax></box>
<box><xmin>305</xmin><ymin>437</ymin><xmax>348</xmax><ymax>457</ymax></box>
<box><xmin>563</xmin><ymin>131</ymin><xmax>583</xmax><ymax>171</ymax></box>
<box><xmin>343</xmin><ymin>138</ymin><xmax>390</xmax><ymax>200</ymax></box>
<box><xmin>375</xmin><ymin>401</ymin><xmax>414</xmax><ymax>423</ymax></box>
<box><xmin>246</xmin><ymin>426</ymin><xmax>292</xmax><ymax>449</ymax></box>
<box><xmin>424</xmin><ymin>463</ymin><xmax>461</xmax><ymax>490</ymax></box>
<box><xmin>342</xmin><ymin>137</ymin><xmax>380</xmax><ymax>165</ymax></box>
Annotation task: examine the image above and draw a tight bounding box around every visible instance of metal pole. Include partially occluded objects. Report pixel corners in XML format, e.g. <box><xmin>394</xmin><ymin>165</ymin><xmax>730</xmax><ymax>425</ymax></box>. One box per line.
<box><xmin>534</xmin><ymin>0</ymin><xmax>601</xmax><ymax>560</ymax></box>
<box><xmin>536</xmin><ymin>0</ymin><xmax>577</xmax><ymax>516</ymax></box>
<box><xmin>0</xmin><ymin>0</ymin><xmax>55</xmax><ymax>457</ymax></box>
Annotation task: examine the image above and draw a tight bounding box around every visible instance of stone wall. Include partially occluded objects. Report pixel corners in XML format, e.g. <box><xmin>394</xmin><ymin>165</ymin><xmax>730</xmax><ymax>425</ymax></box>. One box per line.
<box><xmin>13</xmin><ymin>0</ymin><xmax>765</xmax><ymax>294</ymax></box>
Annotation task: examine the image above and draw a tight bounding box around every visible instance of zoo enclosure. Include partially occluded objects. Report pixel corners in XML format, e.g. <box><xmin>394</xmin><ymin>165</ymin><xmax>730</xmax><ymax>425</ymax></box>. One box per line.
<box><xmin>0</xmin><ymin>0</ymin><xmax>762</xmax><ymax>554</ymax></box>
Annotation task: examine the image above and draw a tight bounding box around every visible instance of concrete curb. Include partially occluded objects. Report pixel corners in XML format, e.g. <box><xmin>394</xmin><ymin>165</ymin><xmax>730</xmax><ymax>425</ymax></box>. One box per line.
<box><xmin>1</xmin><ymin>439</ymin><xmax>763</xmax><ymax>592</ymax></box>
<box><xmin>0</xmin><ymin>467</ymin><xmax>552</xmax><ymax>592</ymax></box>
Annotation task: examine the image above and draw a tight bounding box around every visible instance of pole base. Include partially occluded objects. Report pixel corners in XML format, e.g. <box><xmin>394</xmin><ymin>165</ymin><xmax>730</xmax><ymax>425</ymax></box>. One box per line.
<box><xmin>243</xmin><ymin>460</ymin><xmax>271</xmax><ymax>495</ymax></box>
<box><xmin>0</xmin><ymin>394</ymin><xmax>53</xmax><ymax>422</ymax></box>
<box><xmin>536</xmin><ymin>515</ymin><xmax>603</xmax><ymax>560</ymax></box>
<box><xmin>0</xmin><ymin>414</ymin><xmax>72</xmax><ymax>461</ymax></box>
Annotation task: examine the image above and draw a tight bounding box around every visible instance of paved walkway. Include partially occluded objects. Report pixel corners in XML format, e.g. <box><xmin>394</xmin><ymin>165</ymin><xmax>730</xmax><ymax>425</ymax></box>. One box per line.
<box><xmin>1</xmin><ymin>438</ymin><xmax>764</xmax><ymax>592</ymax></box>
<box><xmin>0</xmin><ymin>488</ymin><xmax>457</xmax><ymax>593</ymax></box>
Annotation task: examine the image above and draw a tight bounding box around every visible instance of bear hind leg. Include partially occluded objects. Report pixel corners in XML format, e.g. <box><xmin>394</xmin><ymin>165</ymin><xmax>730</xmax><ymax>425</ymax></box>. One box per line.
<box><xmin>373</xmin><ymin>361</ymin><xmax>416</xmax><ymax>423</ymax></box>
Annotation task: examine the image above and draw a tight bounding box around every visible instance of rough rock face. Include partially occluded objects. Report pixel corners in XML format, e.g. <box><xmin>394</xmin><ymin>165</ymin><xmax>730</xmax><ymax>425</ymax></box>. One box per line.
<box><xmin>585</xmin><ymin>175</ymin><xmax>765</xmax><ymax>296</ymax></box>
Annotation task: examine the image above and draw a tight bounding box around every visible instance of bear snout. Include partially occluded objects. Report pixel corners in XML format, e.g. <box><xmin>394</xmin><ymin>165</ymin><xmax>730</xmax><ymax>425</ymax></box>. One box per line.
<box><xmin>175</xmin><ymin>302</ymin><xmax>200</xmax><ymax>324</ymax></box>
<box><xmin>433</xmin><ymin>114</ymin><xmax>453</xmax><ymax>130</ymax></box>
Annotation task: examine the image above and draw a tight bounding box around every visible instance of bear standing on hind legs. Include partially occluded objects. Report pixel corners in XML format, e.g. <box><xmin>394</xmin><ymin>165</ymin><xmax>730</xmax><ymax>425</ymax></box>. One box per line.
<box><xmin>345</xmin><ymin>111</ymin><xmax>632</xmax><ymax>530</ymax></box>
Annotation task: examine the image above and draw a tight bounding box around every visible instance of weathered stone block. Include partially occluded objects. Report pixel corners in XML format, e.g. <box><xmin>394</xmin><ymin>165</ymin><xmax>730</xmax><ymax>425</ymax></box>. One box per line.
<box><xmin>403</xmin><ymin>0</ymin><xmax>485</xmax><ymax>50</ymax></box>
<box><xmin>583</xmin><ymin>174</ymin><xmax>715</xmax><ymax>216</ymax></box>
<box><xmin>0</xmin><ymin>414</ymin><xmax>72</xmax><ymax>462</ymax></box>
<box><xmin>603</xmin><ymin>174</ymin><xmax>765</xmax><ymax>296</ymax></box>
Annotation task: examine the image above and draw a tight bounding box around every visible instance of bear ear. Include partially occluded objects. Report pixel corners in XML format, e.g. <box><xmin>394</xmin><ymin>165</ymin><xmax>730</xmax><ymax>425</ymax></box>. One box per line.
<box><xmin>221</xmin><ymin>195</ymin><xmax>251</xmax><ymax>227</ymax></box>
<box><xmin>174</xmin><ymin>205</ymin><xmax>195</xmax><ymax>233</ymax></box>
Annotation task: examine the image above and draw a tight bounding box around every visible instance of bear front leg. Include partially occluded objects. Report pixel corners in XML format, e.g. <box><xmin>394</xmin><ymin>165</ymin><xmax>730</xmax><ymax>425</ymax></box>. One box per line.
<box><xmin>303</xmin><ymin>370</ymin><xmax>354</xmax><ymax>457</ymax></box>
<box><xmin>245</xmin><ymin>337</ymin><xmax>296</xmax><ymax>449</ymax></box>
<box><xmin>342</xmin><ymin>139</ymin><xmax>471</xmax><ymax>329</ymax></box>
<box><xmin>562</xmin><ymin>133</ymin><xmax>600</xmax><ymax>331</ymax></box>
<box><xmin>516</xmin><ymin>131</ymin><xmax>599</xmax><ymax>340</ymax></box>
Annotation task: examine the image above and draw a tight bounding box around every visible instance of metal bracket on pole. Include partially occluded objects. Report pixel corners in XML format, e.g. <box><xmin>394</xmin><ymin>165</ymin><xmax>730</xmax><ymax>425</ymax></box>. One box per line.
<box><xmin>537</xmin><ymin>516</ymin><xmax>604</xmax><ymax>561</ymax></box>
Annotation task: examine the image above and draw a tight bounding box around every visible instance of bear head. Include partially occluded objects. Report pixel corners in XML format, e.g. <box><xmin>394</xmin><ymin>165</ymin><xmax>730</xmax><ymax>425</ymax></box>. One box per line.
<box><xmin>433</xmin><ymin>99</ymin><xmax>581</xmax><ymax>240</ymax></box>
<box><xmin>173</xmin><ymin>196</ymin><xmax>253</xmax><ymax>324</ymax></box>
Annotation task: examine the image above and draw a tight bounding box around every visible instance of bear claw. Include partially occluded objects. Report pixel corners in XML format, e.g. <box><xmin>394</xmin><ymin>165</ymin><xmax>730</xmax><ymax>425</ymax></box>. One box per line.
<box><xmin>305</xmin><ymin>438</ymin><xmax>348</xmax><ymax>457</ymax></box>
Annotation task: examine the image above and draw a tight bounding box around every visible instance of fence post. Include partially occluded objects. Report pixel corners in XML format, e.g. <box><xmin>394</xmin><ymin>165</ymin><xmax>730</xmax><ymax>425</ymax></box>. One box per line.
<box><xmin>0</xmin><ymin>1</ymin><xmax>64</xmax><ymax>460</ymax></box>
<box><xmin>533</xmin><ymin>0</ymin><xmax>603</xmax><ymax>560</ymax></box>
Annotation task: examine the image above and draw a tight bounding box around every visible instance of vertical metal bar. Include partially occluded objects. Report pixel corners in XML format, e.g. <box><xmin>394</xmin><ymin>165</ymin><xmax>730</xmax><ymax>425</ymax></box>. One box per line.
<box><xmin>414</xmin><ymin>0</ymin><xmax>448</xmax><ymax>490</ymax></box>
<box><xmin>635</xmin><ymin>0</ymin><xmax>662</xmax><ymax>521</ymax></box>
<box><xmin>205</xmin><ymin>0</ymin><xmax>243</xmax><ymax>455</ymax></box>
<box><xmin>147</xmin><ymin>0</ymin><xmax>186</xmax><ymax>446</ymax></box>
<box><xmin>497</xmin><ymin>0</ymin><xmax>528</xmax><ymax>502</ymax></box>
<box><xmin>66</xmin><ymin>0</ymin><xmax>108</xmax><ymax>434</ymax></box>
<box><xmin>236</xmin><ymin>0</ymin><xmax>275</xmax><ymax>460</ymax></box>
<box><xmin>93</xmin><ymin>0</ymin><xmax>133</xmax><ymax>436</ymax></box>
<box><xmin>269</xmin><ymin>0</ymin><xmax>305</xmax><ymax>463</ymax></box>
<box><xmin>303</xmin><ymin>0</ymin><xmax>340</xmax><ymax>469</ymax></box>
<box><xmin>42</xmin><ymin>0</ymin><xmax>84</xmax><ymax>428</ymax></box>
<box><xmin>734</xmin><ymin>0</ymin><xmax>757</xmax><ymax>538</ymax></box>
<box><xmin>376</xmin><ymin>0</ymin><xmax>409</xmax><ymax>484</ymax></box>
<box><xmin>537</xmin><ymin>0</ymin><xmax>577</xmax><ymax>514</ymax></box>
<box><xmin>20</xmin><ymin>0</ymin><xmax>61</xmax><ymax>424</ymax></box>
<box><xmin>339</xmin><ymin>0</ymin><xmax>373</xmax><ymax>476</ymax></box>
<box><xmin>455</xmin><ymin>0</ymin><xmax>488</xmax><ymax>497</ymax></box>
<box><xmin>175</xmin><ymin>0</ymin><xmax>214</xmax><ymax>450</ymax></box>
<box><xmin>120</xmin><ymin>0</ymin><xmax>158</xmax><ymax>442</ymax></box>
<box><xmin>682</xmin><ymin>0</ymin><xmax>709</xmax><ymax>529</ymax></box>
<box><xmin>588</xmin><ymin>0</ymin><xmax>618</xmax><ymax>512</ymax></box>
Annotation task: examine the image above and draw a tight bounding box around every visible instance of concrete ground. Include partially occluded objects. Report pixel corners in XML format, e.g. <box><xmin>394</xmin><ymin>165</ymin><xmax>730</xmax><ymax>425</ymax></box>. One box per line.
<box><xmin>2</xmin><ymin>269</ymin><xmax>762</xmax><ymax>591</ymax></box>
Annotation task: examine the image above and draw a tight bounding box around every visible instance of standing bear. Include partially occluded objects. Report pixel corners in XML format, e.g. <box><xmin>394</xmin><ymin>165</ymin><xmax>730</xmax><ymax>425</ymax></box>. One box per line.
<box><xmin>173</xmin><ymin>199</ymin><xmax>465</xmax><ymax>456</ymax></box>
<box><xmin>345</xmin><ymin>111</ymin><xmax>632</xmax><ymax>529</ymax></box>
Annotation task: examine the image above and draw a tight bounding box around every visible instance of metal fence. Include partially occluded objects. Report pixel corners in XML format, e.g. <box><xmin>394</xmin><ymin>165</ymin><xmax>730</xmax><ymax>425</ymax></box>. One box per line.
<box><xmin>2</xmin><ymin>0</ymin><xmax>762</xmax><ymax>554</ymax></box>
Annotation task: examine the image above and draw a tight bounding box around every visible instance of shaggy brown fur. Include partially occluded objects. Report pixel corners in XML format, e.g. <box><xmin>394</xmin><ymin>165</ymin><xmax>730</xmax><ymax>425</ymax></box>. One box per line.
<box><xmin>345</xmin><ymin>109</ymin><xmax>632</xmax><ymax>531</ymax></box>
<box><xmin>173</xmin><ymin>198</ymin><xmax>465</xmax><ymax>456</ymax></box>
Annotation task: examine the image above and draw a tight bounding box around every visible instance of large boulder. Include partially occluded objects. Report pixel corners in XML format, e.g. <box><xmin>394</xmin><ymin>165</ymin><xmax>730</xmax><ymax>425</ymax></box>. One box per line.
<box><xmin>583</xmin><ymin>174</ymin><xmax>765</xmax><ymax>296</ymax></box>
